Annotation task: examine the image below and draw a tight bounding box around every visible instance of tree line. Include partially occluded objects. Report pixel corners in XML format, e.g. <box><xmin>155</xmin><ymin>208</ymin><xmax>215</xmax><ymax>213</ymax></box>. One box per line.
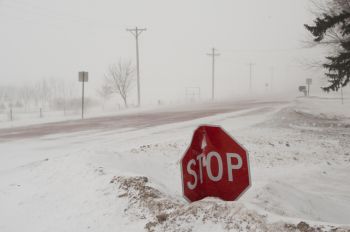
<box><xmin>0</xmin><ymin>78</ymin><xmax>80</xmax><ymax>113</ymax></box>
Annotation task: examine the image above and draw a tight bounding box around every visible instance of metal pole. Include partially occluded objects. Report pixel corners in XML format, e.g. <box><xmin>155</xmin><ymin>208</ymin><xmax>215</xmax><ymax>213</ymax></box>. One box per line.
<box><xmin>248</xmin><ymin>63</ymin><xmax>255</xmax><ymax>92</ymax></box>
<box><xmin>247</xmin><ymin>63</ymin><xmax>255</xmax><ymax>93</ymax></box>
<box><xmin>63</xmin><ymin>98</ymin><xmax>66</xmax><ymax>116</ymax></box>
<box><xmin>82</xmin><ymin>80</ymin><xmax>84</xmax><ymax>119</ymax></box>
<box><xmin>249</xmin><ymin>64</ymin><xmax>252</xmax><ymax>92</ymax></box>
<box><xmin>135</xmin><ymin>28</ymin><xmax>141</xmax><ymax>107</ymax></box>
<box><xmin>212</xmin><ymin>48</ymin><xmax>215</xmax><ymax>100</ymax></box>
<box><xmin>307</xmin><ymin>83</ymin><xmax>310</xmax><ymax>96</ymax></box>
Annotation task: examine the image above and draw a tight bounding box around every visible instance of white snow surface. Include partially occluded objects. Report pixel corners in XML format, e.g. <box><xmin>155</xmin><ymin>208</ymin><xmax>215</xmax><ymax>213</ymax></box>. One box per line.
<box><xmin>0</xmin><ymin>96</ymin><xmax>349</xmax><ymax>232</ymax></box>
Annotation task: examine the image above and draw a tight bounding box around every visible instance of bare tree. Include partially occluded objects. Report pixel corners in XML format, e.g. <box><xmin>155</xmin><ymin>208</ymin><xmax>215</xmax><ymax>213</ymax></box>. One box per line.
<box><xmin>41</xmin><ymin>79</ymin><xmax>52</xmax><ymax>108</ymax></box>
<box><xmin>0</xmin><ymin>86</ymin><xmax>11</xmax><ymax>111</ymax></box>
<box><xmin>0</xmin><ymin>86</ymin><xmax>7</xmax><ymax>104</ymax></box>
<box><xmin>19</xmin><ymin>85</ymin><xmax>34</xmax><ymax>112</ymax></box>
<box><xmin>105</xmin><ymin>61</ymin><xmax>135</xmax><ymax>107</ymax></box>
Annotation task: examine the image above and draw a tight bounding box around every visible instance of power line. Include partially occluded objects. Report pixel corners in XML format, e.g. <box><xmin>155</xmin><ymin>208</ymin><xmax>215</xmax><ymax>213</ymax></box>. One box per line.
<box><xmin>127</xmin><ymin>27</ymin><xmax>147</xmax><ymax>107</ymax></box>
<box><xmin>207</xmin><ymin>48</ymin><xmax>220</xmax><ymax>100</ymax></box>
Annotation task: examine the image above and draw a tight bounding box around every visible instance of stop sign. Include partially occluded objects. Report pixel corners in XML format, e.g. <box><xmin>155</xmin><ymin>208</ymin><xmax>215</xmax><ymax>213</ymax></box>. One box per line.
<box><xmin>181</xmin><ymin>125</ymin><xmax>250</xmax><ymax>202</ymax></box>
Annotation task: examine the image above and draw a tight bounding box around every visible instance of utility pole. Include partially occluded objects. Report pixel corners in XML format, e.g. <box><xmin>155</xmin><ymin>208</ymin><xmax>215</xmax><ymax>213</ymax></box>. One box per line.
<box><xmin>78</xmin><ymin>71</ymin><xmax>89</xmax><ymax>119</ymax></box>
<box><xmin>207</xmin><ymin>48</ymin><xmax>220</xmax><ymax>100</ymax></box>
<box><xmin>9</xmin><ymin>106</ymin><xmax>13</xmax><ymax>121</ymax></box>
<box><xmin>248</xmin><ymin>62</ymin><xmax>255</xmax><ymax>92</ymax></box>
<box><xmin>82</xmin><ymin>80</ymin><xmax>85</xmax><ymax>118</ymax></box>
<box><xmin>126</xmin><ymin>26</ymin><xmax>147</xmax><ymax>107</ymax></box>
<box><xmin>306</xmin><ymin>78</ymin><xmax>312</xmax><ymax>97</ymax></box>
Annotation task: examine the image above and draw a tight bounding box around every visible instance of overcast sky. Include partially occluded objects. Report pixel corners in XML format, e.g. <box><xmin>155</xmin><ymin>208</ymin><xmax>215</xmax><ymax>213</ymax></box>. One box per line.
<box><xmin>0</xmin><ymin>0</ymin><xmax>327</xmax><ymax>104</ymax></box>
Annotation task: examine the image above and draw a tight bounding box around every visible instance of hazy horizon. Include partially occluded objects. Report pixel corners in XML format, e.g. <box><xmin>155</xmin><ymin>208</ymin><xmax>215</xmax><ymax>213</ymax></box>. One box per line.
<box><xmin>0</xmin><ymin>0</ymin><xmax>331</xmax><ymax>104</ymax></box>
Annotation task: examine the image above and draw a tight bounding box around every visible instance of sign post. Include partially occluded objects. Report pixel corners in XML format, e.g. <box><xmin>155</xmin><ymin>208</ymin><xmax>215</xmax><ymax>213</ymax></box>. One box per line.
<box><xmin>78</xmin><ymin>71</ymin><xmax>89</xmax><ymax>119</ymax></box>
<box><xmin>306</xmin><ymin>78</ymin><xmax>312</xmax><ymax>96</ymax></box>
<box><xmin>181</xmin><ymin>125</ymin><xmax>251</xmax><ymax>202</ymax></box>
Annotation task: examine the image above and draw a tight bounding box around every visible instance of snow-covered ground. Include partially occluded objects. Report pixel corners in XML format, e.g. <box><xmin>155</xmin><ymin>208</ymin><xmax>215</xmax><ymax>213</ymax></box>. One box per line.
<box><xmin>0</xmin><ymin>96</ymin><xmax>349</xmax><ymax>231</ymax></box>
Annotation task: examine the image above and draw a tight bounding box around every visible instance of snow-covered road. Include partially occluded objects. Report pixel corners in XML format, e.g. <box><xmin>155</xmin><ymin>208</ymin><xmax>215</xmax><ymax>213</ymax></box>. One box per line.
<box><xmin>0</xmin><ymin>97</ymin><xmax>349</xmax><ymax>232</ymax></box>
<box><xmin>0</xmin><ymin>99</ymin><xmax>286</xmax><ymax>141</ymax></box>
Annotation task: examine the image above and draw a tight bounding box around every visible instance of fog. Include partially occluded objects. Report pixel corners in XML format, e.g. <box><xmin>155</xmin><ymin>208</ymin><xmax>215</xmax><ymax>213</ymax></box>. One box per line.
<box><xmin>0</xmin><ymin>0</ymin><xmax>327</xmax><ymax>105</ymax></box>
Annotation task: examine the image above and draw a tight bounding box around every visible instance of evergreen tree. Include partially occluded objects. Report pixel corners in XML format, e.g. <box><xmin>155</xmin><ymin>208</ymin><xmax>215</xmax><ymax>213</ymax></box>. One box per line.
<box><xmin>305</xmin><ymin>1</ymin><xmax>350</xmax><ymax>92</ymax></box>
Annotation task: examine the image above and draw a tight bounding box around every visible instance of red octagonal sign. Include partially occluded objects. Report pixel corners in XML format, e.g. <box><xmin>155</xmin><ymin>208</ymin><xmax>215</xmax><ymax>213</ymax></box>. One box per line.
<box><xmin>181</xmin><ymin>125</ymin><xmax>251</xmax><ymax>202</ymax></box>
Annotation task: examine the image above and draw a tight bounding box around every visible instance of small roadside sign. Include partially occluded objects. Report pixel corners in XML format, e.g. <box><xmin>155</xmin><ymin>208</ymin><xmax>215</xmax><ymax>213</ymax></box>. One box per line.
<box><xmin>79</xmin><ymin>71</ymin><xmax>89</xmax><ymax>82</ymax></box>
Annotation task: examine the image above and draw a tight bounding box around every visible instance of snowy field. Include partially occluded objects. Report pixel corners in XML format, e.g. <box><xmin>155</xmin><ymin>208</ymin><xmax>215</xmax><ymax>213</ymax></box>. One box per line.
<box><xmin>0</xmin><ymin>96</ymin><xmax>349</xmax><ymax>232</ymax></box>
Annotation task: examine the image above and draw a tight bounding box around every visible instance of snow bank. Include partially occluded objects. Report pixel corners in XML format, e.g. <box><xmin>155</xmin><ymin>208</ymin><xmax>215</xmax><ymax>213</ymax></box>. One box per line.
<box><xmin>1</xmin><ymin>98</ymin><xmax>350</xmax><ymax>231</ymax></box>
<box><xmin>111</xmin><ymin>175</ymin><xmax>349</xmax><ymax>232</ymax></box>
<box><xmin>294</xmin><ymin>97</ymin><xmax>350</xmax><ymax>121</ymax></box>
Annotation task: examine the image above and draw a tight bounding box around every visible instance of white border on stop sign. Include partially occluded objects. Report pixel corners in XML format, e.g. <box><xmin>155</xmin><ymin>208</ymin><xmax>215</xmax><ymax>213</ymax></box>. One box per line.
<box><xmin>180</xmin><ymin>124</ymin><xmax>252</xmax><ymax>203</ymax></box>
